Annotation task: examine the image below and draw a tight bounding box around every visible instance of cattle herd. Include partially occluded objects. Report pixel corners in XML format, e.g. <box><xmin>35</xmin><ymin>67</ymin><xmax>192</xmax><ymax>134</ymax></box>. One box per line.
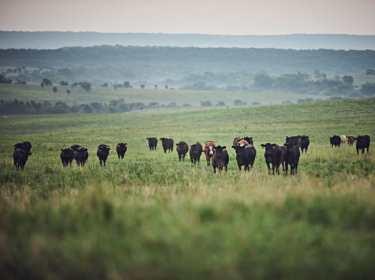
<box><xmin>12</xmin><ymin>134</ymin><xmax>370</xmax><ymax>175</ymax></box>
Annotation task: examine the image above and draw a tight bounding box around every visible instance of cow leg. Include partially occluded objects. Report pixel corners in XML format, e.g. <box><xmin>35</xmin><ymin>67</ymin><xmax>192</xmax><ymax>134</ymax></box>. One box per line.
<box><xmin>207</xmin><ymin>158</ymin><xmax>210</xmax><ymax>166</ymax></box>
<box><xmin>357</xmin><ymin>149</ymin><xmax>359</xmax><ymax>155</ymax></box>
<box><xmin>100</xmin><ymin>159</ymin><xmax>102</xmax><ymax>167</ymax></box>
<box><xmin>367</xmin><ymin>147</ymin><xmax>369</xmax><ymax>154</ymax></box>
<box><xmin>178</xmin><ymin>153</ymin><xmax>181</xmax><ymax>162</ymax></box>
<box><xmin>266</xmin><ymin>163</ymin><xmax>270</xmax><ymax>175</ymax></box>
<box><xmin>272</xmin><ymin>164</ymin><xmax>275</xmax><ymax>175</ymax></box>
<box><xmin>213</xmin><ymin>166</ymin><xmax>216</xmax><ymax>174</ymax></box>
<box><xmin>225</xmin><ymin>165</ymin><xmax>228</xmax><ymax>173</ymax></box>
<box><xmin>285</xmin><ymin>164</ymin><xmax>288</xmax><ymax>175</ymax></box>
<box><xmin>276</xmin><ymin>165</ymin><xmax>280</xmax><ymax>175</ymax></box>
<box><xmin>295</xmin><ymin>161</ymin><xmax>298</xmax><ymax>174</ymax></box>
<box><xmin>104</xmin><ymin>160</ymin><xmax>106</xmax><ymax>166</ymax></box>
<box><xmin>183</xmin><ymin>154</ymin><xmax>185</xmax><ymax>161</ymax></box>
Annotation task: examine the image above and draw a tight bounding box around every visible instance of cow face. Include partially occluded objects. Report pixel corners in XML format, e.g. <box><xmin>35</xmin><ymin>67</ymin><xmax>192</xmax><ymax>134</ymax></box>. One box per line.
<box><xmin>208</xmin><ymin>145</ymin><xmax>215</xmax><ymax>155</ymax></box>
<box><xmin>261</xmin><ymin>143</ymin><xmax>277</xmax><ymax>156</ymax></box>
<box><xmin>284</xmin><ymin>142</ymin><xmax>296</xmax><ymax>152</ymax></box>
<box><xmin>213</xmin><ymin>146</ymin><xmax>226</xmax><ymax>157</ymax></box>
<box><xmin>232</xmin><ymin>145</ymin><xmax>245</xmax><ymax>157</ymax></box>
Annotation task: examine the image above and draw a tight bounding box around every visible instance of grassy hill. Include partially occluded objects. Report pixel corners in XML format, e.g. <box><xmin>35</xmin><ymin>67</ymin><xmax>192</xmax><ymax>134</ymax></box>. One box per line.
<box><xmin>1</xmin><ymin>98</ymin><xmax>375</xmax><ymax>279</ymax></box>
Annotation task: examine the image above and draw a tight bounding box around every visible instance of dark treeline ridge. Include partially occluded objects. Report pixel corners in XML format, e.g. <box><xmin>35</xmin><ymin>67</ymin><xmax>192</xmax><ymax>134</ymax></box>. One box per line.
<box><xmin>1</xmin><ymin>45</ymin><xmax>375</xmax><ymax>81</ymax></box>
<box><xmin>1</xmin><ymin>31</ymin><xmax>375</xmax><ymax>50</ymax></box>
<box><xmin>0</xmin><ymin>99</ymin><xmax>191</xmax><ymax>115</ymax></box>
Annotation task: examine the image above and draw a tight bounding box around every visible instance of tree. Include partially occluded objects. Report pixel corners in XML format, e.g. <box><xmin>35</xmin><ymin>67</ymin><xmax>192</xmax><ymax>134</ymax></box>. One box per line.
<box><xmin>234</xmin><ymin>99</ymin><xmax>247</xmax><ymax>105</ymax></box>
<box><xmin>342</xmin><ymin>75</ymin><xmax>354</xmax><ymax>85</ymax></box>
<box><xmin>253</xmin><ymin>74</ymin><xmax>274</xmax><ymax>90</ymax></box>
<box><xmin>366</xmin><ymin>69</ymin><xmax>375</xmax><ymax>75</ymax></box>
<box><xmin>42</xmin><ymin>78</ymin><xmax>52</xmax><ymax>86</ymax></box>
<box><xmin>140</xmin><ymin>84</ymin><xmax>145</xmax><ymax>89</ymax></box>
<box><xmin>80</xmin><ymin>82</ymin><xmax>91</xmax><ymax>92</ymax></box>
<box><xmin>165</xmin><ymin>85</ymin><xmax>168</xmax><ymax>89</ymax></box>
<box><xmin>360</xmin><ymin>83</ymin><xmax>375</xmax><ymax>96</ymax></box>
<box><xmin>124</xmin><ymin>81</ymin><xmax>130</xmax><ymax>88</ymax></box>
<box><xmin>52</xmin><ymin>87</ymin><xmax>57</xmax><ymax>93</ymax></box>
<box><xmin>66</xmin><ymin>90</ymin><xmax>71</xmax><ymax>95</ymax></box>
<box><xmin>60</xmin><ymin>81</ymin><xmax>69</xmax><ymax>86</ymax></box>
<box><xmin>154</xmin><ymin>85</ymin><xmax>158</xmax><ymax>89</ymax></box>
<box><xmin>41</xmin><ymin>82</ymin><xmax>44</xmax><ymax>89</ymax></box>
<box><xmin>200</xmin><ymin>101</ymin><xmax>213</xmax><ymax>106</ymax></box>
<box><xmin>100</xmin><ymin>83</ymin><xmax>108</xmax><ymax>87</ymax></box>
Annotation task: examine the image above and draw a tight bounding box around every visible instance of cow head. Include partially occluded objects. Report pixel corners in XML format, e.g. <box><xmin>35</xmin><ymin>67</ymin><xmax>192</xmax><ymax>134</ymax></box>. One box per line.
<box><xmin>213</xmin><ymin>146</ymin><xmax>226</xmax><ymax>157</ymax></box>
<box><xmin>284</xmin><ymin>142</ymin><xmax>296</xmax><ymax>152</ymax></box>
<box><xmin>118</xmin><ymin>143</ymin><xmax>127</xmax><ymax>147</ymax></box>
<box><xmin>261</xmin><ymin>143</ymin><xmax>277</xmax><ymax>156</ymax></box>
<box><xmin>232</xmin><ymin>145</ymin><xmax>245</xmax><ymax>156</ymax></box>
<box><xmin>14</xmin><ymin>143</ymin><xmax>23</xmax><ymax>150</ymax></box>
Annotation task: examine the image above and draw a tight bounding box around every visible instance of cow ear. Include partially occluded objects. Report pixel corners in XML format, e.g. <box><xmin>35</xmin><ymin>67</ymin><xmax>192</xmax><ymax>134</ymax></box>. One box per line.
<box><xmin>61</xmin><ymin>149</ymin><xmax>64</xmax><ymax>152</ymax></box>
<box><xmin>222</xmin><ymin>146</ymin><xmax>226</xmax><ymax>149</ymax></box>
<box><xmin>293</xmin><ymin>144</ymin><xmax>296</xmax><ymax>147</ymax></box>
<box><xmin>232</xmin><ymin>146</ymin><xmax>236</xmax><ymax>149</ymax></box>
<box><xmin>353</xmin><ymin>138</ymin><xmax>357</xmax><ymax>140</ymax></box>
<box><xmin>306</xmin><ymin>136</ymin><xmax>309</xmax><ymax>139</ymax></box>
<box><xmin>29</xmin><ymin>153</ymin><xmax>32</xmax><ymax>156</ymax></box>
<box><xmin>261</xmin><ymin>144</ymin><xmax>265</xmax><ymax>148</ymax></box>
<box><xmin>84</xmin><ymin>149</ymin><xmax>87</xmax><ymax>151</ymax></box>
<box><xmin>124</xmin><ymin>143</ymin><xmax>127</xmax><ymax>145</ymax></box>
<box><xmin>272</xmin><ymin>144</ymin><xmax>276</xmax><ymax>148</ymax></box>
<box><xmin>108</xmin><ymin>148</ymin><xmax>110</xmax><ymax>151</ymax></box>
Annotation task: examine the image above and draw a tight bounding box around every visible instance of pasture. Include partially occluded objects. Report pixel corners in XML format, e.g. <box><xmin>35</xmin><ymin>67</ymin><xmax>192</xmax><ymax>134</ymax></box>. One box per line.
<box><xmin>0</xmin><ymin>83</ymin><xmax>326</xmax><ymax>107</ymax></box>
<box><xmin>1</xmin><ymin>97</ymin><xmax>375</xmax><ymax>279</ymax></box>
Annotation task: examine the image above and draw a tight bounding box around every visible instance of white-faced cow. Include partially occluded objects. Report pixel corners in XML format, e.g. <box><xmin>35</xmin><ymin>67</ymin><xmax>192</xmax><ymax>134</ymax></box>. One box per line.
<box><xmin>160</xmin><ymin>138</ymin><xmax>174</xmax><ymax>153</ymax></box>
<box><xmin>190</xmin><ymin>142</ymin><xmax>203</xmax><ymax>164</ymax></box>
<box><xmin>176</xmin><ymin>141</ymin><xmax>189</xmax><ymax>161</ymax></box>
<box><xmin>13</xmin><ymin>148</ymin><xmax>32</xmax><ymax>171</ymax></box>
<box><xmin>203</xmin><ymin>141</ymin><xmax>216</xmax><ymax>166</ymax></box>
<box><xmin>354</xmin><ymin>135</ymin><xmax>370</xmax><ymax>155</ymax></box>
<box><xmin>261</xmin><ymin>143</ymin><xmax>281</xmax><ymax>175</ymax></box>
<box><xmin>232</xmin><ymin>144</ymin><xmax>256</xmax><ymax>172</ymax></box>
<box><xmin>212</xmin><ymin>146</ymin><xmax>229</xmax><ymax>173</ymax></box>
<box><xmin>97</xmin><ymin>144</ymin><xmax>110</xmax><ymax>166</ymax></box>
<box><xmin>147</xmin><ymin>137</ymin><xmax>158</xmax><ymax>150</ymax></box>
<box><xmin>283</xmin><ymin>142</ymin><xmax>300</xmax><ymax>175</ymax></box>
<box><xmin>116</xmin><ymin>143</ymin><xmax>127</xmax><ymax>159</ymax></box>
<box><xmin>60</xmin><ymin>148</ymin><xmax>74</xmax><ymax>167</ymax></box>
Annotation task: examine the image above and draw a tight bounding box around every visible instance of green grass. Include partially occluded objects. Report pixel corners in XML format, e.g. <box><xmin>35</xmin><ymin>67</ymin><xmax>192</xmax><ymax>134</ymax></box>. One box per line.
<box><xmin>0</xmin><ymin>83</ymin><xmax>327</xmax><ymax>107</ymax></box>
<box><xmin>1</xmin><ymin>97</ymin><xmax>375</xmax><ymax>279</ymax></box>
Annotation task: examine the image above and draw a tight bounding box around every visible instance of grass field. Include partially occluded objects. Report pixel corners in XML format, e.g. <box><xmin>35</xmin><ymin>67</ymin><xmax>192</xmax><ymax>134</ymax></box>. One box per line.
<box><xmin>0</xmin><ymin>83</ymin><xmax>327</xmax><ymax>107</ymax></box>
<box><xmin>1</xmin><ymin>97</ymin><xmax>375</xmax><ymax>279</ymax></box>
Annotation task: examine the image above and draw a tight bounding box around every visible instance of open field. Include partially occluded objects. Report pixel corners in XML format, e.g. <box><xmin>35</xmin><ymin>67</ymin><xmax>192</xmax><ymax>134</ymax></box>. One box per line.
<box><xmin>1</xmin><ymin>97</ymin><xmax>375</xmax><ymax>279</ymax></box>
<box><xmin>0</xmin><ymin>84</ymin><xmax>327</xmax><ymax>107</ymax></box>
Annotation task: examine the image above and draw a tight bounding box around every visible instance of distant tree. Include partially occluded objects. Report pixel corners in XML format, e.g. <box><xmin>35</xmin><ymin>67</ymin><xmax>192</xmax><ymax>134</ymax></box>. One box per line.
<box><xmin>52</xmin><ymin>86</ymin><xmax>57</xmax><ymax>93</ymax></box>
<box><xmin>100</xmin><ymin>83</ymin><xmax>108</xmax><ymax>87</ymax></box>
<box><xmin>234</xmin><ymin>99</ymin><xmax>247</xmax><ymax>105</ymax></box>
<box><xmin>215</xmin><ymin>101</ymin><xmax>225</xmax><ymax>106</ymax></box>
<box><xmin>40</xmin><ymin>82</ymin><xmax>44</xmax><ymax>89</ymax></box>
<box><xmin>113</xmin><ymin>85</ymin><xmax>117</xmax><ymax>90</ymax></box>
<box><xmin>252</xmin><ymin>102</ymin><xmax>261</xmax><ymax>105</ymax></box>
<box><xmin>42</xmin><ymin>78</ymin><xmax>52</xmax><ymax>86</ymax></box>
<box><xmin>154</xmin><ymin>85</ymin><xmax>158</xmax><ymax>89</ymax></box>
<box><xmin>182</xmin><ymin>103</ymin><xmax>192</xmax><ymax>107</ymax></box>
<box><xmin>366</xmin><ymin>69</ymin><xmax>375</xmax><ymax>75</ymax></box>
<box><xmin>165</xmin><ymin>85</ymin><xmax>168</xmax><ymax>89</ymax></box>
<box><xmin>200</xmin><ymin>101</ymin><xmax>213</xmax><ymax>106</ymax></box>
<box><xmin>66</xmin><ymin>90</ymin><xmax>71</xmax><ymax>95</ymax></box>
<box><xmin>71</xmin><ymin>82</ymin><xmax>78</xmax><ymax>88</ymax></box>
<box><xmin>282</xmin><ymin>100</ymin><xmax>293</xmax><ymax>105</ymax></box>
<box><xmin>0</xmin><ymin>74</ymin><xmax>12</xmax><ymax>84</ymax></box>
<box><xmin>140</xmin><ymin>84</ymin><xmax>145</xmax><ymax>89</ymax></box>
<box><xmin>124</xmin><ymin>81</ymin><xmax>130</xmax><ymax>88</ymax></box>
<box><xmin>360</xmin><ymin>83</ymin><xmax>375</xmax><ymax>96</ymax></box>
<box><xmin>60</xmin><ymin>81</ymin><xmax>69</xmax><ymax>86</ymax></box>
<box><xmin>342</xmin><ymin>75</ymin><xmax>354</xmax><ymax>85</ymax></box>
<box><xmin>253</xmin><ymin>74</ymin><xmax>274</xmax><ymax>90</ymax></box>
<box><xmin>80</xmin><ymin>82</ymin><xmax>91</xmax><ymax>92</ymax></box>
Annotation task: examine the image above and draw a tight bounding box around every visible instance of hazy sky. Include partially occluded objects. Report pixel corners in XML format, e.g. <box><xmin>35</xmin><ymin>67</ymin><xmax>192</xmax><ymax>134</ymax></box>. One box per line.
<box><xmin>1</xmin><ymin>0</ymin><xmax>374</xmax><ymax>35</ymax></box>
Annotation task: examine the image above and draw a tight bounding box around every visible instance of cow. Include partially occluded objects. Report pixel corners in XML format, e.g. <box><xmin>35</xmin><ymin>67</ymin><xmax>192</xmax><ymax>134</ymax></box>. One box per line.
<box><xmin>233</xmin><ymin>137</ymin><xmax>242</xmax><ymax>146</ymax></box>
<box><xmin>60</xmin><ymin>148</ymin><xmax>74</xmax><ymax>167</ymax></box>
<box><xmin>14</xmin><ymin>141</ymin><xmax>32</xmax><ymax>154</ymax></box>
<box><xmin>261</xmin><ymin>143</ymin><xmax>281</xmax><ymax>175</ymax></box>
<box><xmin>237</xmin><ymin>139</ymin><xmax>249</xmax><ymax>146</ymax></box>
<box><xmin>13</xmin><ymin>149</ymin><xmax>32</xmax><ymax>171</ymax></box>
<box><xmin>340</xmin><ymin>135</ymin><xmax>347</xmax><ymax>146</ymax></box>
<box><xmin>283</xmin><ymin>142</ymin><xmax>300</xmax><ymax>175</ymax></box>
<box><xmin>232</xmin><ymin>144</ymin><xmax>256</xmax><ymax>172</ymax></box>
<box><xmin>147</xmin><ymin>137</ymin><xmax>158</xmax><ymax>150</ymax></box>
<box><xmin>212</xmin><ymin>146</ymin><xmax>229</xmax><ymax>173</ymax></box>
<box><xmin>71</xmin><ymin>145</ymin><xmax>88</xmax><ymax>166</ymax></box>
<box><xmin>354</xmin><ymin>135</ymin><xmax>370</xmax><ymax>155</ymax></box>
<box><xmin>160</xmin><ymin>138</ymin><xmax>174</xmax><ymax>153</ymax></box>
<box><xmin>190</xmin><ymin>142</ymin><xmax>203</xmax><ymax>164</ymax></box>
<box><xmin>286</xmin><ymin>136</ymin><xmax>301</xmax><ymax>147</ymax></box>
<box><xmin>176</xmin><ymin>141</ymin><xmax>189</xmax><ymax>161</ymax></box>
<box><xmin>116</xmin><ymin>143</ymin><xmax>127</xmax><ymax>159</ymax></box>
<box><xmin>347</xmin><ymin>135</ymin><xmax>355</xmax><ymax>146</ymax></box>
<box><xmin>279</xmin><ymin>145</ymin><xmax>287</xmax><ymax>171</ymax></box>
<box><xmin>299</xmin><ymin>135</ymin><xmax>310</xmax><ymax>154</ymax></box>
<box><xmin>97</xmin><ymin>144</ymin><xmax>110</xmax><ymax>166</ymax></box>
<box><xmin>243</xmin><ymin>137</ymin><xmax>254</xmax><ymax>145</ymax></box>
<box><xmin>203</xmin><ymin>141</ymin><xmax>216</xmax><ymax>166</ymax></box>
<box><xmin>329</xmin><ymin>135</ymin><xmax>341</xmax><ymax>147</ymax></box>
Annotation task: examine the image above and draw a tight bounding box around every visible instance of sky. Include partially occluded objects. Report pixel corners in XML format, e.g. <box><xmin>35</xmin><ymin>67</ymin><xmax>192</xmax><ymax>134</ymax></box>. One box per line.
<box><xmin>1</xmin><ymin>0</ymin><xmax>375</xmax><ymax>35</ymax></box>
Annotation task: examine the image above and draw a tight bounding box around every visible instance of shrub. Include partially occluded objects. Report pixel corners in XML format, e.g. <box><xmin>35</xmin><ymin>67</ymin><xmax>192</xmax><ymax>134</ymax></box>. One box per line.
<box><xmin>234</xmin><ymin>99</ymin><xmax>247</xmax><ymax>106</ymax></box>
<box><xmin>201</xmin><ymin>101</ymin><xmax>213</xmax><ymax>106</ymax></box>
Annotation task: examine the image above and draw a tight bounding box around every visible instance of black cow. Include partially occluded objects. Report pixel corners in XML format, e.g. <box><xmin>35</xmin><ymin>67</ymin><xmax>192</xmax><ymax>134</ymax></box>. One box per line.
<box><xmin>329</xmin><ymin>135</ymin><xmax>341</xmax><ymax>147</ymax></box>
<box><xmin>212</xmin><ymin>146</ymin><xmax>229</xmax><ymax>173</ymax></box>
<box><xmin>243</xmin><ymin>137</ymin><xmax>254</xmax><ymax>145</ymax></box>
<box><xmin>261</xmin><ymin>143</ymin><xmax>281</xmax><ymax>175</ymax></box>
<box><xmin>160</xmin><ymin>138</ymin><xmax>174</xmax><ymax>153</ymax></box>
<box><xmin>97</xmin><ymin>144</ymin><xmax>110</xmax><ymax>166</ymax></box>
<box><xmin>283</xmin><ymin>142</ymin><xmax>300</xmax><ymax>175</ymax></box>
<box><xmin>147</xmin><ymin>137</ymin><xmax>158</xmax><ymax>150</ymax></box>
<box><xmin>286</xmin><ymin>136</ymin><xmax>300</xmax><ymax>146</ymax></box>
<box><xmin>232</xmin><ymin>144</ymin><xmax>256</xmax><ymax>172</ymax></box>
<box><xmin>14</xmin><ymin>141</ymin><xmax>32</xmax><ymax>154</ymax></box>
<box><xmin>299</xmin><ymin>135</ymin><xmax>310</xmax><ymax>154</ymax></box>
<box><xmin>60</xmin><ymin>148</ymin><xmax>74</xmax><ymax>167</ymax></box>
<box><xmin>279</xmin><ymin>145</ymin><xmax>287</xmax><ymax>171</ymax></box>
<box><xmin>116</xmin><ymin>143</ymin><xmax>127</xmax><ymax>159</ymax></box>
<box><xmin>354</xmin><ymin>135</ymin><xmax>370</xmax><ymax>155</ymax></box>
<box><xmin>71</xmin><ymin>145</ymin><xmax>88</xmax><ymax>166</ymax></box>
<box><xmin>176</xmin><ymin>141</ymin><xmax>189</xmax><ymax>161</ymax></box>
<box><xmin>13</xmin><ymin>149</ymin><xmax>32</xmax><ymax>171</ymax></box>
<box><xmin>190</xmin><ymin>142</ymin><xmax>203</xmax><ymax>164</ymax></box>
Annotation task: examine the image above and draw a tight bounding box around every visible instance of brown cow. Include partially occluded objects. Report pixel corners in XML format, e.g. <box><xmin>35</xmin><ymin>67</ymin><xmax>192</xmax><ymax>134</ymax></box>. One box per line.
<box><xmin>233</xmin><ymin>137</ymin><xmax>242</xmax><ymax>146</ymax></box>
<box><xmin>347</xmin><ymin>135</ymin><xmax>355</xmax><ymax>146</ymax></box>
<box><xmin>203</xmin><ymin>141</ymin><xmax>216</xmax><ymax>166</ymax></box>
